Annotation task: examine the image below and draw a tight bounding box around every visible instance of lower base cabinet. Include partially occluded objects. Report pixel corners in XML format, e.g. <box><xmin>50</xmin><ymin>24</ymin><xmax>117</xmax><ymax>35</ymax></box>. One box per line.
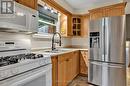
<box><xmin>52</xmin><ymin>50</ymin><xmax>89</xmax><ymax>86</ymax></box>
<box><xmin>52</xmin><ymin>51</ymin><xmax>80</xmax><ymax>86</ymax></box>
<box><xmin>80</xmin><ymin>50</ymin><xmax>88</xmax><ymax>75</ymax></box>
<box><xmin>58</xmin><ymin>51</ymin><xmax>79</xmax><ymax>86</ymax></box>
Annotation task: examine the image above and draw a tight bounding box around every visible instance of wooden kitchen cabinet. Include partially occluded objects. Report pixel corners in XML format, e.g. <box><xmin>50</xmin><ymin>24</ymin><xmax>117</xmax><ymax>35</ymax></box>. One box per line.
<box><xmin>60</xmin><ymin>13</ymin><xmax>73</xmax><ymax>37</ymax></box>
<box><xmin>52</xmin><ymin>56</ymin><xmax>58</xmax><ymax>86</ymax></box>
<box><xmin>58</xmin><ymin>57</ymin><xmax>68</xmax><ymax>86</ymax></box>
<box><xmin>67</xmin><ymin>14</ymin><xmax>73</xmax><ymax>36</ymax></box>
<box><xmin>15</xmin><ymin>0</ymin><xmax>38</xmax><ymax>10</ymax></box>
<box><xmin>71</xmin><ymin>15</ymin><xmax>89</xmax><ymax>37</ymax></box>
<box><xmin>52</xmin><ymin>50</ymin><xmax>87</xmax><ymax>86</ymax></box>
<box><xmin>60</xmin><ymin>13</ymin><xmax>68</xmax><ymax>37</ymax></box>
<box><xmin>81</xmin><ymin>15</ymin><xmax>89</xmax><ymax>37</ymax></box>
<box><xmin>56</xmin><ymin>51</ymin><xmax>79</xmax><ymax>86</ymax></box>
<box><xmin>72</xmin><ymin>16</ymin><xmax>82</xmax><ymax>36</ymax></box>
<box><xmin>89</xmin><ymin>2</ymin><xmax>126</xmax><ymax>20</ymax></box>
<box><xmin>72</xmin><ymin>51</ymin><xmax>80</xmax><ymax>78</ymax></box>
<box><xmin>80</xmin><ymin>50</ymin><xmax>88</xmax><ymax>75</ymax></box>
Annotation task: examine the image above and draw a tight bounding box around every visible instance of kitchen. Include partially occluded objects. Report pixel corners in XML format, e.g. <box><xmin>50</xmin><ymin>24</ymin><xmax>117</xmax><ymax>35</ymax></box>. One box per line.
<box><xmin>0</xmin><ymin>0</ymin><xmax>129</xmax><ymax>86</ymax></box>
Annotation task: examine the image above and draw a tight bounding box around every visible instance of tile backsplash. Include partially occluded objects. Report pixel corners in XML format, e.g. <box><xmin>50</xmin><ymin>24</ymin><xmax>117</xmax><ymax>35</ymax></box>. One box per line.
<box><xmin>0</xmin><ymin>32</ymin><xmax>31</xmax><ymax>49</ymax></box>
<box><xmin>71</xmin><ymin>37</ymin><xmax>89</xmax><ymax>48</ymax></box>
<box><xmin>0</xmin><ymin>32</ymin><xmax>88</xmax><ymax>49</ymax></box>
<box><xmin>30</xmin><ymin>37</ymin><xmax>71</xmax><ymax>49</ymax></box>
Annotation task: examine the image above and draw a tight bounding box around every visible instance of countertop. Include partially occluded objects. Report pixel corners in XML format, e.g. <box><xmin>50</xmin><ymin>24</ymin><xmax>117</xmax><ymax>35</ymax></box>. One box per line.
<box><xmin>32</xmin><ymin>48</ymin><xmax>88</xmax><ymax>57</ymax></box>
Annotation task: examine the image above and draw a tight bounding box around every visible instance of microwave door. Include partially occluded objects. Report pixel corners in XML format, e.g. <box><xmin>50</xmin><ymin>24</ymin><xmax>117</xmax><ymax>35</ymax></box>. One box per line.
<box><xmin>89</xmin><ymin>18</ymin><xmax>105</xmax><ymax>62</ymax></box>
<box><xmin>0</xmin><ymin>4</ymin><xmax>28</xmax><ymax>31</ymax></box>
<box><xmin>28</xmin><ymin>11</ymin><xmax>38</xmax><ymax>33</ymax></box>
<box><xmin>104</xmin><ymin>16</ymin><xmax>126</xmax><ymax>64</ymax></box>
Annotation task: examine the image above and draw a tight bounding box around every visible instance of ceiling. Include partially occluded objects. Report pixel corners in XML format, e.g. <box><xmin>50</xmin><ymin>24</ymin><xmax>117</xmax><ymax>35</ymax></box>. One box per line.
<box><xmin>54</xmin><ymin>0</ymin><xmax>125</xmax><ymax>14</ymax></box>
<box><xmin>64</xmin><ymin>0</ymin><xmax>123</xmax><ymax>10</ymax></box>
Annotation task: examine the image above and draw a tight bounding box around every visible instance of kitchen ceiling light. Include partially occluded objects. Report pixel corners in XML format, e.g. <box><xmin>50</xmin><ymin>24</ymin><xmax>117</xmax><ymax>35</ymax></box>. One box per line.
<box><xmin>44</xmin><ymin>4</ymin><xmax>48</xmax><ymax>10</ymax></box>
<box><xmin>58</xmin><ymin>12</ymin><xmax>61</xmax><ymax>16</ymax></box>
<box><xmin>16</xmin><ymin>12</ymin><xmax>24</xmax><ymax>16</ymax></box>
<box><xmin>51</xmin><ymin>8</ymin><xmax>54</xmax><ymax>13</ymax></box>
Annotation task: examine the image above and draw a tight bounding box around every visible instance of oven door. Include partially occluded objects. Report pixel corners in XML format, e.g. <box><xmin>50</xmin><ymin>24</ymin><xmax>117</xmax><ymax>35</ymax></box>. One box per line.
<box><xmin>1</xmin><ymin>64</ymin><xmax>52</xmax><ymax>86</ymax></box>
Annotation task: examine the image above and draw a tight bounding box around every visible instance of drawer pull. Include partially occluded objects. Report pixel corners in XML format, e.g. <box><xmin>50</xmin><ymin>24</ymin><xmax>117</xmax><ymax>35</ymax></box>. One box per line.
<box><xmin>66</xmin><ymin>59</ymin><xmax>69</xmax><ymax>61</ymax></box>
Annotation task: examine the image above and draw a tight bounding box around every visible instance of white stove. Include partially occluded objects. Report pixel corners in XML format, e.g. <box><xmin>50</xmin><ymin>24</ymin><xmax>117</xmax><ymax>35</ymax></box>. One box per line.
<box><xmin>0</xmin><ymin>41</ymin><xmax>52</xmax><ymax>86</ymax></box>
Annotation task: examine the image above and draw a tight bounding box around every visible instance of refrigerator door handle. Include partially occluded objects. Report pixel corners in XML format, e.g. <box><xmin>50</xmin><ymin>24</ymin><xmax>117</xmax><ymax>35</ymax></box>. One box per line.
<box><xmin>101</xmin><ymin>18</ymin><xmax>105</xmax><ymax>61</ymax></box>
<box><xmin>107</xmin><ymin>65</ymin><xmax>124</xmax><ymax>69</ymax></box>
<box><xmin>91</xmin><ymin>62</ymin><xmax>102</xmax><ymax>66</ymax></box>
<box><xmin>91</xmin><ymin>62</ymin><xmax>124</xmax><ymax>69</ymax></box>
<box><xmin>104</xmin><ymin>18</ymin><xmax>110</xmax><ymax>62</ymax></box>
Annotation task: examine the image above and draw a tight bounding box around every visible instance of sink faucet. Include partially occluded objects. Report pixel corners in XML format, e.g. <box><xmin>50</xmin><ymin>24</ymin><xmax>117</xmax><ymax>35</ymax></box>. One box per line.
<box><xmin>52</xmin><ymin>32</ymin><xmax>62</xmax><ymax>51</ymax></box>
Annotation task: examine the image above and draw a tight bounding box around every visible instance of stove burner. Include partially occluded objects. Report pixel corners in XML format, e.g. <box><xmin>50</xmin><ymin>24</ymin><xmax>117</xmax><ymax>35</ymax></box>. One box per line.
<box><xmin>0</xmin><ymin>53</ymin><xmax>44</xmax><ymax>67</ymax></box>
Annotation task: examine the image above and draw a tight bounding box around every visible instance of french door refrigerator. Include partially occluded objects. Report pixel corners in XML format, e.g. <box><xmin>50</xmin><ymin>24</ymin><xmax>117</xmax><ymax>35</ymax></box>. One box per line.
<box><xmin>88</xmin><ymin>16</ymin><xmax>126</xmax><ymax>86</ymax></box>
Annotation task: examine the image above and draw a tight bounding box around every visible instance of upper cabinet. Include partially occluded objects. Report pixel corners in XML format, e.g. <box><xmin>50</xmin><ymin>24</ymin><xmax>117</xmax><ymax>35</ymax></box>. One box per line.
<box><xmin>72</xmin><ymin>16</ymin><xmax>82</xmax><ymax>36</ymax></box>
<box><xmin>59</xmin><ymin>13</ymin><xmax>73</xmax><ymax>37</ymax></box>
<box><xmin>89</xmin><ymin>2</ymin><xmax>127</xmax><ymax>20</ymax></box>
<box><xmin>81</xmin><ymin>15</ymin><xmax>89</xmax><ymax>37</ymax></box>
<box><xmin>60</xmin><ymin>13</ymin><xmax>68</xmax><ymax>36</ymax></box>
<box><xmin>15</xmin><ymin>0</ymin><xmax>38</xmax><ymax>10</ymax></box>
<box><xmin>71</xmin><ymin>15</ymin><xmax>89</xmax><ymax>37</ymax></box>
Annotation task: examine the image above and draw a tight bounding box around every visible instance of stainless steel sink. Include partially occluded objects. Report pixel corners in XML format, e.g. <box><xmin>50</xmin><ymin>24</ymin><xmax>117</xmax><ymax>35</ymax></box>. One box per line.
<box><xmin>44</xmin><ymin>50</ymin><xmax>60</xmax><ymax>53</ymax></box>
<box><xmin>44</xmin><ymin>49</ymin><xmax>70</xmax><ymax>53</ymax></box>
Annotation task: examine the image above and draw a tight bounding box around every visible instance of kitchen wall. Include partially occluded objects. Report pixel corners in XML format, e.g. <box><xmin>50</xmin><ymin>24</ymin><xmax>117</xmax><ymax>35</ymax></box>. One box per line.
<box><xmin>0</xmin><ymin>32</ymin><xmax>31</xmax><ymax>49</ymax></box>
<box><xmin>125</xmin><ymin>0</ymin><xmax>130</xmax><ymax>14</ymax></box>
<box><xmin>0</xmin><ymin>32</ymin><xmax>88</xmax><ymax>49</ymax></box>
<box><xmin>71</xmin><ymin>37</ymin><xmax>89</xmax><ymax>48</ymax></box>
<box><xmin>0</xmin><ymin>32</ymin><xmax>71</xmax><ymax>49</ymax></box>
<box><xmin>31</xmin><ymin>37</ymin><xmax>71</xmax><ymax>49</ymax></box>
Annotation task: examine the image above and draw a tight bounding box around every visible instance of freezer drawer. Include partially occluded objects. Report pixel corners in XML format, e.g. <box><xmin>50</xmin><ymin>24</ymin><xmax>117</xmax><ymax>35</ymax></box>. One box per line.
<box><xmin>88</xmin><ymin>61</ymin><xmax>103</xmax><ymax>85</ymax></box>
<box><xmin>88</xmin><ymin>61</ymin><xmax>126</xmax><ymax>86</ymax></box>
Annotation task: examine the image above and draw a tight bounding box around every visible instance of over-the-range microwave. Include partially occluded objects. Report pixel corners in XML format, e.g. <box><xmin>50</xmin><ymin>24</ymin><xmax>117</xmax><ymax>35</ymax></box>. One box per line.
<box><xmin>0</xmin><ymin>2</ymin><xmax>38</xmax><ymax>33</ymax></box>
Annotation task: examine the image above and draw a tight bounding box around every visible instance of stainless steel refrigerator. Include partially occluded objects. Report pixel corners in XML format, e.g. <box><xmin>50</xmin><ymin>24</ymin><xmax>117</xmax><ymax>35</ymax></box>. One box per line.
<box><xmin>88</xmin><ymin>16</ymin><xmax>126</xmax><ymax>86</ymax></box>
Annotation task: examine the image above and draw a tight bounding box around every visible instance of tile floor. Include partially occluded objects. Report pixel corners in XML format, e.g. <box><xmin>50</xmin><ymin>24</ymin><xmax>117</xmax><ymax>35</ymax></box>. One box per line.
<box><xmin>68</xmin><ymin>68</ymin><xmax>130</xmax><ymax>86</ymax></box>
<box><xmin>68</xmin><ymin>76</ymin><xmax>93</xmax><ymax>86</ymax></box>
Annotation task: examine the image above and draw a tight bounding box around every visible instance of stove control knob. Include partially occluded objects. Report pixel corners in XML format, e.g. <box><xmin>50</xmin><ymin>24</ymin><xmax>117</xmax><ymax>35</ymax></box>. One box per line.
<box><xmin>36</xmin><ymin>54</ymin><xmax>43</xmax><ymax>58</ymax></box>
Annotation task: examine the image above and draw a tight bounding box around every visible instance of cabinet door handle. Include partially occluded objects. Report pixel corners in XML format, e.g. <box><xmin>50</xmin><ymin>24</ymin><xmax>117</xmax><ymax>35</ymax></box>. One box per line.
<box><xmin>66</xmin><ymin>59</ymin><xmax>69</xmax><ymax>61</ymax></box>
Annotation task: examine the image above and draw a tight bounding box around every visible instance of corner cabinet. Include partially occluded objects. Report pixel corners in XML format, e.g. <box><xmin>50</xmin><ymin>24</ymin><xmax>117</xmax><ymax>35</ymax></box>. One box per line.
<box><xmin>71</xmin><ymin>15</ymin><xmax>89</xmax><ymax>37</ymax></box>
<box><xmin>72</xmin><ymin>17</ymin><xmax>82</xmax><ymax>36</ymax></box>
<box><xmin>15</xmin><ymin>0</ymin><xmax>38</xmax><ymax>10</ymax></box>
<box><xmin>80</xmin><ymin>50</ymin><xmax>88</xmax><ymax>75</ymax></box>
